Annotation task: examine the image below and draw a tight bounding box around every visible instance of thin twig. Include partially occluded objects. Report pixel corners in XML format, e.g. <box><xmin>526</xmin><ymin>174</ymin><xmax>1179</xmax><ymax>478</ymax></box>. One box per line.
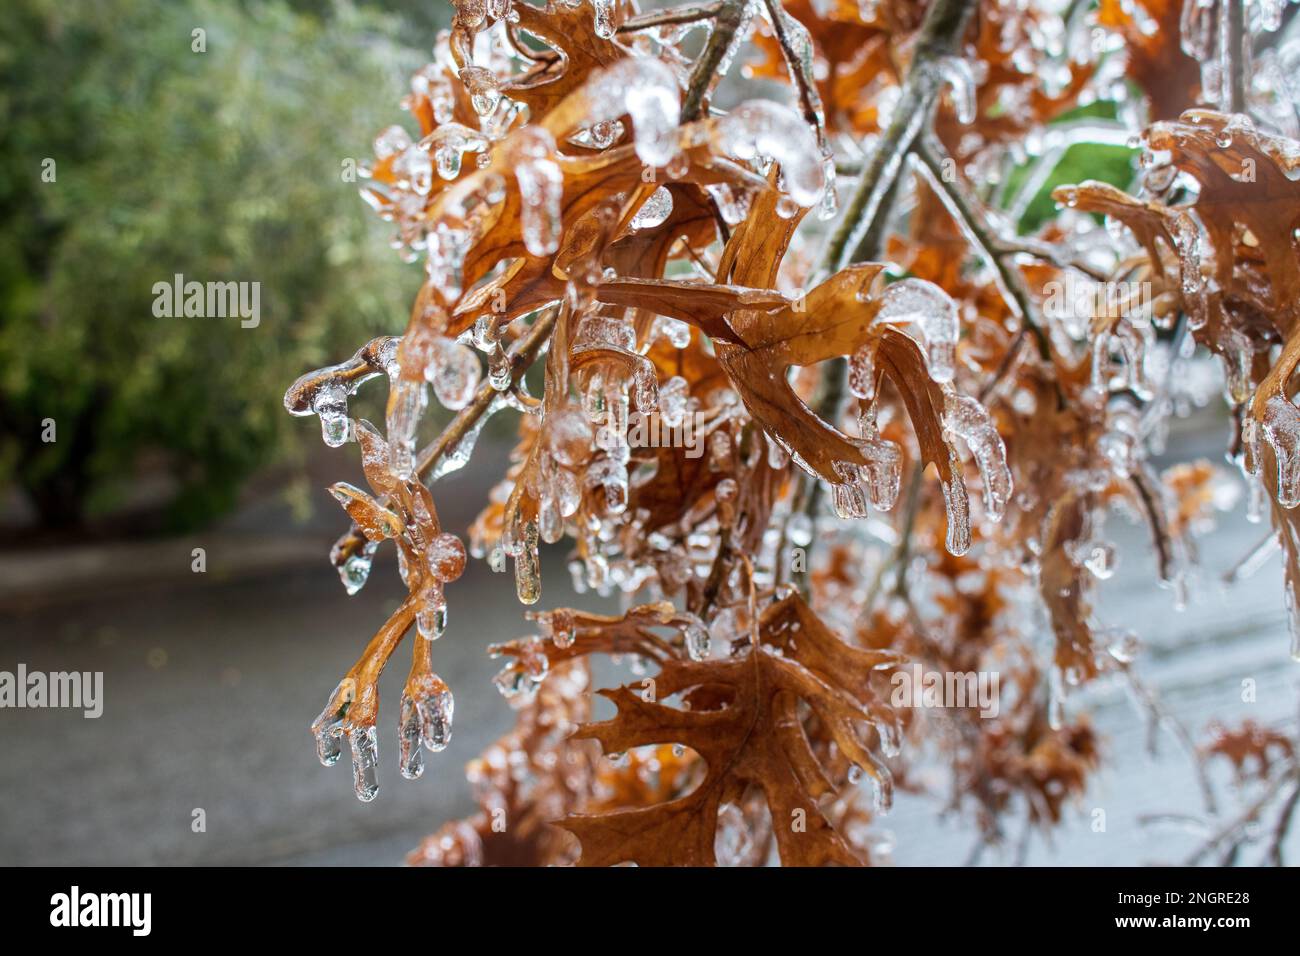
<box><xmin>1185</xmin><ymin>767</ymin><xmax>1293</xmax><ymax>865</ymax></box>
<box><xmin>914</xmin><ymin>135</ymin><xmax>1053</xmax><ymax>373</ymax></box>
<box><xmin>761</xmin><ymin>0</ymin><xmax>827</xmax><ymax>149</ymax></box>
<box><xmin>680</xmin><ymin>0</ymin><xmax>749</xmax><ymax>122</ymax></box>
<box><xmin>618</xmin><ymin>1</ymin><xmax>725</xmax><ymax>34</ymax></box>
<box><xmin>1266</xmin><ymin>771</ymin><xmax>1300</xmax><ymax>866</ymax></box>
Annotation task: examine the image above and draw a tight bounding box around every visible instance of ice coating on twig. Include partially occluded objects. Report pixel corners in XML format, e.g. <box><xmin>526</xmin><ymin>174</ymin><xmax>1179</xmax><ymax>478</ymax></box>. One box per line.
<box><xmin>934</xmin><ymin>54</ymin><xmax>977</xmax><ymax>124</ymax></box>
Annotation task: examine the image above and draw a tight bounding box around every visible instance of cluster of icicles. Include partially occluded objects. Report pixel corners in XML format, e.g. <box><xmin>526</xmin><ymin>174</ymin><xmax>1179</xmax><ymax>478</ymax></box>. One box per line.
<box><xmin>360</xmin><ymin>6</ymin><xmax>842</xmax><ymax>289</ymax></box>
<box><xmin>277</xmin><ymin>0</ymin><xmax>1039</xmax><ymax>803</ymax></box>
<box><xmin>841</xmin><ymin>278</ymin><xmax>1013</xmax><ymax>556</ymax></box>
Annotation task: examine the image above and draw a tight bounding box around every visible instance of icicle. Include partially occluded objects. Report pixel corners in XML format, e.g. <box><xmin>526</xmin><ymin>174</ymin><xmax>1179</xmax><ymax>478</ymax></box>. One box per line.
<box><xmin>935</xmin><ymin>54</ymin><xmax>977</xmax><ymax>124</ymax></box>
<box><xmin>1048</xmin><ymin>666</ymin><xmax>1068</xmax><ymax>730</ymax></box>
<box><xmin>417</xmin><ymin>676</ymin><xmax>454</xmax><ymax>752</ymax></box>
<box><xmin>848</xmin><ymin>344</ymin><xmax>877</xmax><ymax>400</ymax></box>
<box><xmin>586</xmin><ymin>457</ymin><xmax>629</xmax><ymax>514</ymax></box>
<box><xmin>716</xmin><ymin>100</ymin><xmax>826</xmax><ymax>208</ymax></box>
<box><xmin>872</xmin><ymin>279</ymin><xmax>959</xmax><ymax>383</ymax></box>
<box><xmin>347</xmin><ymin>724</ymin><xmax>380</xmax><ymax>802</ymax></box>
<box><xmin>942</xmin><ymin>392</ymin><xmax>1013</xmax><ymax>521</ymax></box>
<box><xmin>544</xmin><ymin>608</ymin><xmax>576</xmax><ymax>649</ymax></box>
<box><xmin>817</xmin><ymin>150</ymin><xmax>839</xmax><ymax>221</ymax></box>
<box><xmin>851</xmin><ymin>410</ymin><xmax>903</xmax><ymax>510</ymax></box>
<box><xmin>398</xmin><ymin>693</ymin><xmax>424</xmax><ymax>779</ymax></box>
<box><xmin>311</xmin><ymin>679</ymin><xmax>354</xmax><ymax>767</ymax></box>
<box><xmin>830</xmin><ymin>461</ymin><xmax>870</xmax><ymax>518</ymax></box>
<box><xmin>313</xmin><ymin>384</ymin><xmax>352</xmax><ymax>448</ymax></box>
<box><xmin>514</xmin><ymin>519</ymin><xmax>542</xmax><ymax>604</ymax></box>
<box><xmin>424</xmin><ymin>123</ymin><xmax>490</xmax><ymax>180</ymax></box>
<box><xmin>386</xmin><ymin>377</ymin><xmax>428</xmax><ymax>480</ymax></box>
<box><xmin>339</xmin><ymin>540</ymin><xmax>379</xmax><ymax>595</ymax></box>
<box><xmin>1171</xmin><ymin>211</ymin><xmax>1207</xmax><ymax>330</ymax></box>
<box><xmin>1260</xmin><ymin>395</ymin><xmax>1300</xmax><ymax>508</ymax></box>
<box><xmin>1099</xmin><ymin>403</ymin><xmax>1142</xmax><ymax>479</ymax></box>
<box><xmin>940</xmin><ymin>453</ymin><xmax>972</xmax><ymax>555</ymax></box>
<box><xmin>591</xmin><ymin>0</ymin><xmax>615</xmax><ymax>38</ymax></box>
<box><xmin>513</xmin><ymin>127</ymin><xmax>564</xmax><ymax>256</ymax></box>
<box><xmin>459</xmin><ymin>65</ymin><xmax>502</xmax><ymax>116</ymax></box>
<box><xmin>863</xmin><ymin>754</ymin><xmax>894</xmax><ymax>812</ymax></box>
<box><xmin>679</xmin><ymin>612</ymin><xmax>711</xmax><ymax>661</ymax></box>
<box><xmin>417</xmin><ymin>583</ymin><xmax>448</xmax><ymax>640</ymax></box>
<box><xmin>490</xmin><ymin>637</ymin><xmax>549</xmax><ymax>697</ymax></box>
<box><xmin>766</xmin><ymin>433</ymin><xmax>790</xmax><ymax>469</ymax></box>
<box><xmin>658</xmin><ymin>375</ymin><xmax>690</xmax><ymax>426</ymax></box>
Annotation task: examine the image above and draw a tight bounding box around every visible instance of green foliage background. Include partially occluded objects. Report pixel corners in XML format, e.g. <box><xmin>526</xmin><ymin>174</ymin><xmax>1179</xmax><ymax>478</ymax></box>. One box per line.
<box><xmin>0</xmin><ymin>0</ymin><xmax>437</xmax><ymax>530</ymax></box>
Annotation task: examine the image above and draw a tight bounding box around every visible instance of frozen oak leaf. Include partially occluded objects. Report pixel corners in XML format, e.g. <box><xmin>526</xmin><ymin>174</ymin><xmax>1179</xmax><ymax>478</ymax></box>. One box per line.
<box><xmin>1096</xmin><ymin>0</ymin><xmax>1201</xmax><ymax>121</ymax></box>
<box><xmin>597</xmin><ymin>191</ymin><xmax>1007</xmax><ymax>551</ymax></box>
<box><xmin>559</xmin><ymin>593</ymin><xmax>902</xmax><ymax>866</ymax></box>
<box><xmin>501</xmin><ymin>0</ymin><xmax>632</xmax><ymax>123</ymax></box>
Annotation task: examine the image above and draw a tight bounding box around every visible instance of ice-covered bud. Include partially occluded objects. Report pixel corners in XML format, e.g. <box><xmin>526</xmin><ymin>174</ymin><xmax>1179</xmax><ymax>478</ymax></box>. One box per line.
<box><xmin>428</xmin><ymin>532</ymin><xmax>468</xmax><ymax>582</ymax></box>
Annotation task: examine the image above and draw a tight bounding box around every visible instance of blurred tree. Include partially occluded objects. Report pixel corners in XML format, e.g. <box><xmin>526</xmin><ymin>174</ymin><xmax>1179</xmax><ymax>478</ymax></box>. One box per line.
<box><xmin>0</xmin><ymin>0</ymin><xmax>429</xmax><ymax>531</ymax></box>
